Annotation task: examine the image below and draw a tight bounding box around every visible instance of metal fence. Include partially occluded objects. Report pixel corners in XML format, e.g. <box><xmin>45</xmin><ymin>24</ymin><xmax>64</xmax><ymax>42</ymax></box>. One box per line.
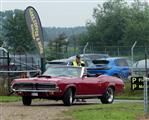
<box><xmin>0</xmin><ymin>47</ymin><xmax>42</xmax><ymax>95</ymax></box>
<box><xmin>48</xmin><ymin>44</ymin><xmax>149</xmax><ymax>59</ymax></box>
<box><xmin>1</xmin><ymin>44</ymin><xmax>149</xmax><ymax>95</ymax></box>
<box><xmin>74</xmin><ymin>45</ymin><xmax>149</xmax><ymax>59</ymax></box>
<box><xmin>47</xmin><ymin>44</ymin><xmax>149</xmax><ymax>76</ymax></box>
<box><xmin>0</xmin><ymin>48</ymin><xmax>41</xmax><ymax>71</ymax></box>
<box><xmin>0</xmin><ymin>70</ymin><xmax>41</xmax><ymax>95</ymax></box>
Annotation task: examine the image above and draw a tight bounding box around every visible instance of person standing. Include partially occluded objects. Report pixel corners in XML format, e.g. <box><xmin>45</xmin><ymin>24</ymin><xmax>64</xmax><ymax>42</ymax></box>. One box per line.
<box><xmin>72</xmin><ymin>54</ymin><xmax>85</xmax><ymax>67</ymax></box>
<box><xmin>72</xmin><ymin>54</ymin><xmax>86</xmax><ymax>102</ymax></box>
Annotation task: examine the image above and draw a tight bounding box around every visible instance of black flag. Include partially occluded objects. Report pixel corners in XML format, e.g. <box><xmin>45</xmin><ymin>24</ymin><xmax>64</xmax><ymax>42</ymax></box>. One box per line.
<box><xmin>24</xmin><ymin>6</ymin><xmax>44</xmax><ymax>58</ymax></box>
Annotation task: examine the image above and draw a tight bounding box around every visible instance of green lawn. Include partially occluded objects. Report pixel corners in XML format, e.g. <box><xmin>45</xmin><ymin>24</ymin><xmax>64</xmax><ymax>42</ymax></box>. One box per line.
<box><xmin>0</xmin><ymin>96</ymin><xmax>148</xmax><ymax>120</ymax></box>
<box><xmin>67</xmin><ymin>103</ymin><xmax>147</xmax><ymax>120</ymax></box>
<box><xmin>116</xmin><ymin>82</ymin><xmax>143</xmax><ymax>100</ymax></box>
<box><xmin>0</xmin><ymin>96</ymin><xmax>21</xmax><ymax>102</ymax></box>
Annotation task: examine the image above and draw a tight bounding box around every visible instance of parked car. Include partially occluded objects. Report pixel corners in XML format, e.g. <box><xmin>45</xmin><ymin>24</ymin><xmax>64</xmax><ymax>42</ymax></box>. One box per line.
<box><xmin>9</xmin><ymin>55</ymin><xmax>40</xmax><ymax>71</ymax></box>
<box><xmin>90</xmin><ymin>57</ymin><xmax>131</xmax><ymax>80</ymax></box>
<box><xmin>46</xmin><ymin>59</ymin><xmax>69</xmax><ymax>69</ymax></box>
<box><xmin>0</xmin><ymin>53</ymin><xmax>40</xmax><ymax>71</ymax></box>
<box><xmin>133</xmin><ymin>59</ymin><xmax>149</xmax><ymax>69</ymax></box>
<box><xmin>69</xmin><ymin>53</ymin><xmax>109</xmax><ymax>61</ymax></box>
<box><xmin>46</xmin><ymin>57</ymin><xmax>96</xmax><ymax>69</ymax></box>
<box><xmin>11</xmin><ymin>66</ymin><xmax>124</xmax><ymax>106</ymax></box>
<box><xmin>133</xmin><ymin>59</ymin><xmax>149</xmax><ymax>76</ymax></box>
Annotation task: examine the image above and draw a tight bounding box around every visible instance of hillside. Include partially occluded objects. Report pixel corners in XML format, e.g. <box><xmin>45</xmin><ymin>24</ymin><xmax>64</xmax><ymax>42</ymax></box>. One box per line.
<box><xmin>43</xmin><ymin>26</ymin><xmax>87</xmax><ymax>42</ymax></box>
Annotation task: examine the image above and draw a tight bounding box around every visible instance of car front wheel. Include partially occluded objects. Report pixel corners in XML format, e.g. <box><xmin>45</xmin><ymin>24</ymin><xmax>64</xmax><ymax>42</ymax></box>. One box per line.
<box><xmin>100</xmin><ymin>87</ymin><xmax>114</xmax><ymax>104</ymax></box>
<box><xmin>22</xmin><ymin>96</ymin><xmax>32</xmax><ymax>106</ymax></box>
<box><xmin>62</xmin><ymin>88</ymin><xmax>73</xmax><ymax>106</ymax></box>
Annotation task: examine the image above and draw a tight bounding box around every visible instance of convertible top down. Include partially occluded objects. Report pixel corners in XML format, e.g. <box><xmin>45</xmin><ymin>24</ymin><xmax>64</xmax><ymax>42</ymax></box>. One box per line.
<box><xmin>11</xmin><ymin>66</ymin><xmax>124</xmax><ymax>106</ymax></box>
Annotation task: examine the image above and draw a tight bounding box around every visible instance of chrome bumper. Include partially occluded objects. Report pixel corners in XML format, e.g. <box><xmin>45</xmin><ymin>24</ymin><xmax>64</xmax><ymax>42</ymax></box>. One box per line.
<box><xmin>11</xmin><ymin>87</ymin><xmax>59</xmax><ymax>93</ymax></box>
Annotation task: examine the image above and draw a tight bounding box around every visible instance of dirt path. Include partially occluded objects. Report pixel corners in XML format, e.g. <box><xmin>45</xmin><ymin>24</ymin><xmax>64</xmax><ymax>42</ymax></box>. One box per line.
<box><xmin>0</xmin><ymin>100</ymin><xmax>72</xmax><ymax>120</ymax></box>
<box><xmin>0</xmin><ymin>99</ymin><xmax>102</xmax><ymax>120</ymax></box>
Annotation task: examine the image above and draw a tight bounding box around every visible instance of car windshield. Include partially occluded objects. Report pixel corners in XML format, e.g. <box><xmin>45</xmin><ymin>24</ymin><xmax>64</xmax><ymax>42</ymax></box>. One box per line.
<box><xmin>83</xmin><ymin>54</ymin><xmax>109</xmax><ymax>60</ymax></box>
<box><xmin>43</xmin><ymin>67</ymin><xmax>82</xmax><ymax>77</ymax></box>
<box><xmin>93</xmin><ymin>60</ymin><xmax>109</xmax><ymax>66</ymax></box>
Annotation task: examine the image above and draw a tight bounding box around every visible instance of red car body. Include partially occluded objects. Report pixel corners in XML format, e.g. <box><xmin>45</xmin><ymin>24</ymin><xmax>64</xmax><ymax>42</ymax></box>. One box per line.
<box><xmin>11</xmin><ymin>67</ymin><xmax>124</xmax><ymax>106</ymax></box>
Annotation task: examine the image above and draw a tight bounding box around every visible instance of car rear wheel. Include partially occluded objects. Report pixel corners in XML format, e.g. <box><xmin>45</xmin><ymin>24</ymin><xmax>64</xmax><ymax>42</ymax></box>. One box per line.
<box><xmin>22</xmin><ymin>96</ymin><xmax>32</xmax><ymax>106</ymax></box>
<box><xmin>63</xmin><ymin>88</ymin><xmax>74</xmax><ymax>106</ymax></box>
<box><xmin>100</xmin><ymin>87</ymin><xmax>114</xmax><ymax>104</ymax></box>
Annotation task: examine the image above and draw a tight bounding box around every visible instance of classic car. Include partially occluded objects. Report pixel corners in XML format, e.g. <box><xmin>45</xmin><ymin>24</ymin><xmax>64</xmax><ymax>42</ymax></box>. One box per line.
<box><xmin>11</xmin><ymin>66</ymin><xmax>124</xmax><ymax>106</ymax></box>
<box><xmin>45</xmin><ymin>59</ymin><xmax>69</xmax><ymax>69</ymax></box>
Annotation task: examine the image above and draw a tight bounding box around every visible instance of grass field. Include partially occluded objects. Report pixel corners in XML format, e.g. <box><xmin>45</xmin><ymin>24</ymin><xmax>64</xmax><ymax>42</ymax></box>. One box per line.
<box><xmin>67</xmin><ymin>103</ymin><xmax>147</xmax><ymax>120</ymax></box>
<box><xmin>0</xmin><ymin>96</ymin><xmax>148</xmax><ymax>120</ymax></box>
<box><xmin>0</xmin><ymin>96</ymin><xmax>21</xmax><ymax>102</ymax></box>
<box><xmin>116</xmin><ymin>82</ymin><xmax>143</xmax><ymax>100</ymax></box>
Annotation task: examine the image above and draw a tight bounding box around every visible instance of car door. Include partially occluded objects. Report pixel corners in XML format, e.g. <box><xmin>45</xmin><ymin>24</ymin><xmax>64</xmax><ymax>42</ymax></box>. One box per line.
<box><xmin>115</xmin><ymin>59</ymin><xmax>130</xmax><ymax>79</ymax></box>
<box><xmin>80</xmin><ymin>76</ymin><xmax>102</xmax><ymax>95</ymax></box>
<box><xmin>74</xmin><ymin>68</ymin><xmax>101</xmax><ymax>96</ymax></box>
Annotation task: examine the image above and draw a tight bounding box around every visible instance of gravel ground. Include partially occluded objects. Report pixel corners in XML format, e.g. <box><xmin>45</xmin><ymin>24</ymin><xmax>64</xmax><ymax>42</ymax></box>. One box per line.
<box><xmin>0</xmin><ymin>100</ymin><xmax>72</xmax><ymax>120</ymax></box>
<box><xmin>0</xmin><ymin>99</ymin><xmax>146</xmax><ymax>120</ymax></box>
<box><xmin>0</xmin><ymin>99</ymin><xmax>103</xmax><ymax>120</ymax></box>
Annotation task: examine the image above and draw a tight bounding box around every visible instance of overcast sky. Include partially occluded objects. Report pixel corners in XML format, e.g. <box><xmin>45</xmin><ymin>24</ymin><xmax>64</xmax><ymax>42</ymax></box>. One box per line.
<box><xmin>1</xmin><ymin>0</ymin><xmax>149</xmax><ymax>27</ymax></box>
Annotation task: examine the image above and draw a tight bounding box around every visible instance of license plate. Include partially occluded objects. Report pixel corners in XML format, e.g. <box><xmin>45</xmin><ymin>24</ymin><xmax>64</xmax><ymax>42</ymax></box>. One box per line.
<box><xmin>31</xmin><ymin>93</ymin><xmax>38</xmax><ymax>96</ymax></box>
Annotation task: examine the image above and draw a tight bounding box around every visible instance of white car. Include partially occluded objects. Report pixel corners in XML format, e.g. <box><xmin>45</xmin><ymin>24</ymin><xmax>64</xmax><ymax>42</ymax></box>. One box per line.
<box><xmin>133</xmin><ymin>59</ymin><xmax>149</xmax><ymax>76</ymax></box>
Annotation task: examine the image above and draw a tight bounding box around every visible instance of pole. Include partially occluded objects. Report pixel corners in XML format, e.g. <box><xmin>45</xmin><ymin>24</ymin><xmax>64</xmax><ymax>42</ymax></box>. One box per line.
<box><xmin>83</xmin><ymin>42</ymin><xmax>89</xmax><ymax>54</ymax></box>
<box><xmin>144</xmin><ymin>47</ymin><xmax>148</xmax><ymax>116</ymax></box>
<box><xmin>143</xmin><ymin>0</ymin><xmax>148</xmax><ymax>116</ymax></box>
<box><xmin>131</xmin><ymin>41</ymin><xmax>137</xmax><ymax>75</ymax></box>
<box><xmin>41</xmin><ymin>57</ymin><xmax>45</xmax><ymax>74</ymax></box>
<box><xmin>117</xmin><ymin>47</ymin><xmax>120</xmax><ymax>56</ymax></box>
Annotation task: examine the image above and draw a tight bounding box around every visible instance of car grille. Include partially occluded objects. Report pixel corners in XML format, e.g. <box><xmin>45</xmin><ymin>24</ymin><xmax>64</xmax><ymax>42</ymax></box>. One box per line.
<box><xmin>12</xmin><ymin>83</ymin><xmax>56</xmax><ymax>91</ymax></box>
<box><xmin>37</xmin><ymin>83</ymin><xmax>56</xmax><ymax>90</ymax></box>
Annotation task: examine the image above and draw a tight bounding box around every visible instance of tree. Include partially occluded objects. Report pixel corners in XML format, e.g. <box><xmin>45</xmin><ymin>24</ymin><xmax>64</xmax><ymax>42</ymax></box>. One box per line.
<box><xmin>122</xmin><ymin>1</ymin><xmax>149</xmax><ymax>45</ymax></box>
<box><xmin>2</xmin><ymin>9</ymin><xmax>36</xmax><ymax>53</ymax></box>
<box><xmin>47</xmin><ymin>33</ymin><xmax>68</xmax><ymax>60</ymax></box>
<box><xmin>0</xmin><ymin>11</ymin><xmax>9</xmax><ymax>46</ymax></box>
<box><xmin>84</xmin><ymin>0</ymin><xmax>149</xmax><ymax>48</ymax></box>
<box><xmin>86</xmin><ymin>0</ymin><xmax>129</xmax><ymax>46</ymax></box>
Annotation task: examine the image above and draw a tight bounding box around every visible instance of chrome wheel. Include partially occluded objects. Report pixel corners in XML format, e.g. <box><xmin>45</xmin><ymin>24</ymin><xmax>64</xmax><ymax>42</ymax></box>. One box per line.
<box><xmin>106</xmin><ymin>88</ymin><xmax>114</xmax><ymax>103</ymax></box>
<box><xmin>100</xmin><ymin>87</ymin><xmax>114</xmax><ymax>104</ymax></box>
<box><xmin>63</xmin><ymin>88</ymin><xmax>74</xmax><ymax>106</ymax></box>
<box><xmin>69</xmin><ymin>91</ymin><xmax>73</xmax><ymax>104</ymax></box>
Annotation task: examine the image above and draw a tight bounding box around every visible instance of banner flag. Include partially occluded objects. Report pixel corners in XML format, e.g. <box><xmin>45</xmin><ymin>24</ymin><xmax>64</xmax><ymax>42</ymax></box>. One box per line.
<box><xmin>24</xmin><ymin>6</ymin><xmax>44</xmax><ymax>58</ymax></box>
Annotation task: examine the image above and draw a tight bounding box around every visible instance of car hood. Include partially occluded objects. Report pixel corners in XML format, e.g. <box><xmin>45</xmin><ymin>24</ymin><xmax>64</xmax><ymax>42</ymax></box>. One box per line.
<box><xmin>12</xmin><ymin>76</ymin><xmax>73</xmax><ymax>84</ymax></box>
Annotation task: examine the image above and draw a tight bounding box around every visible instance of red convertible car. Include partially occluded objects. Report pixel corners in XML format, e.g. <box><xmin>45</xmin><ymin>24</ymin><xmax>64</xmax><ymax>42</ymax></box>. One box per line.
<box><xmin>11</xmin><ymin>66</ymin><xmax>124</xmax><ymax>106</ymax></box>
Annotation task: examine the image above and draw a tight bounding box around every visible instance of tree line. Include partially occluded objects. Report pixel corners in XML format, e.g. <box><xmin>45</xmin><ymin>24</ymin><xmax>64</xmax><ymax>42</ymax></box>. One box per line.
<box><xmin>0</xmin><ymin>9</ymin><xmax>86</xmax><ymax>55</ymax></box>
<box><xmin>0</xmin><ymin>9</ymin><xmax>36</xmax><ymax>53</ymax></box>
<box><xmin>78</xmin><ymin>0</ymin><xmax>149</xmax><ymax>48</ymax></box>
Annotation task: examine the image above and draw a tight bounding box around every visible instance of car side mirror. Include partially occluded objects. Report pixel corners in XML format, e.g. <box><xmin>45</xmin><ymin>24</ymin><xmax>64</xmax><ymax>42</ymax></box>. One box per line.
<box><xmin>95</xmin><ymin>73</ymin><xmax>102</xmax><ymax>77</ymax></box>
<box><xmin>81</xmin><ymin>63</ymin><xmax>85</xmax><ymax>67</ymax></box>
<box><xmin>82</xmin><ymin>74</ymin><xmax>87</xmax><ymax>79</ymax></box>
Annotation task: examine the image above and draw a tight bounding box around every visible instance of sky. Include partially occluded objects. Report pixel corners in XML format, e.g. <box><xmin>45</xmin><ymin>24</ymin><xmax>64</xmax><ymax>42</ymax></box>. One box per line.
<box><xmin>1</xmin><ymin>0</ymin><xmax>149</xmax><ymax>27</ymax></box>
<box><xmin>1</xmin><ymin>0</ymin><xmax>100</xmax><ymax>27</ymax></box>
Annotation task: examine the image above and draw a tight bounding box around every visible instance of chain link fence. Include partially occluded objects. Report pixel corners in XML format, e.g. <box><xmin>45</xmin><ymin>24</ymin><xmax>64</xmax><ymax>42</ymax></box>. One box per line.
<box><xmin>48</xmin><ymin>44</ymin><xmax>149</xmax><ymax>59</ymax></box>
<box><xmin>1</xmin><ymin>44</ymin><xmax>149</xmax><ymax>95</ymax></box>
<box><xmin>0</xmin><ymin>70</ymin><xmax>41</xmax><ymax>95</ymax></box>
<box><xmin>0</xmin><ymin>48</ymin><xmax>41</xmax><ymax>95</ymax></box>
<box><xmin>47</xmin><ymin>44</ymin><xmax>149</xmax><ymax>76</ymax></box>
